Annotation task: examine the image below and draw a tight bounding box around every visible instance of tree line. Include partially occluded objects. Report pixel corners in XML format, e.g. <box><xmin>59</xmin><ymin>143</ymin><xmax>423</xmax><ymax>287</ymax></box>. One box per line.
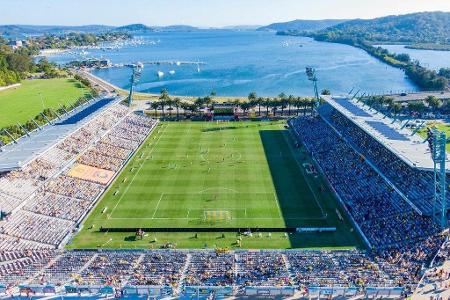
<box><xmin>311</xmin><ymin>34</ymin><xmax>449</xmax><ymax>91</ymax></box>
<box><xmin>0</xmin><ymin>39</ymin><xmax>64</xmax><ymax>86</ymax></box>
<box><xmin>27</xmin><ymin>32</ymin><xmax>132</xmax><ymax>50</ymax></box>
<box><xmin>148</xmin><ymin>89</ymin><xmax>319</xmax><ymax>118</ymax></box>
<box><xmin>361</xmin><ymin>95</ymin><xmax>450</xmax><ymax>118</ymax></box>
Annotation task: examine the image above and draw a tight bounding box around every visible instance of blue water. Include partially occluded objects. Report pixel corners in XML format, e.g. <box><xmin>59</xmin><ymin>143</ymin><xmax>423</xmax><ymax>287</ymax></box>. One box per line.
<box><xmin>380</xmin><ymin>44</ymin><xmax>450</xmax><ymax>71</ymax></box>
<box><xmin>48</xmin><ymin>30</ymin><xmax>418</xmax><ymax>97</ymax></box>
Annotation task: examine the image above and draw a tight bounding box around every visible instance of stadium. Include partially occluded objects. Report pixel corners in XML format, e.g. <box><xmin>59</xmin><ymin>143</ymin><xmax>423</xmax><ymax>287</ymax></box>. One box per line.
<box><xmin>0</xmin><ymin>79</ymin><xmax>449</xmax><ymax>299</ymax></box>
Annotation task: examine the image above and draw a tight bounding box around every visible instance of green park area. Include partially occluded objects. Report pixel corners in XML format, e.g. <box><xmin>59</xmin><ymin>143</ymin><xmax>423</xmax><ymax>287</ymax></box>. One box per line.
<box><xmin>0</xmin><ymin>78</ymin><xmax>91</xmax><ymax>128</ymax></box>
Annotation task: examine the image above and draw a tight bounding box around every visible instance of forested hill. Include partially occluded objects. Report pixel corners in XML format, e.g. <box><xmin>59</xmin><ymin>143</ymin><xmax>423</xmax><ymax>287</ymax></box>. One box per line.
<box><xmin>313</xmin><ymin>11</ymin><xmax>450</xmax><ymax>44</ymax></box>
<box><xmin>258</xmin><ymin>19</ymin><xmax>347</xmax><ymax>32</ymax></box>
<box><xmin>0</xmin><ymin>25</ymin><xmax>113</xmax><ymax>38</ymax></box>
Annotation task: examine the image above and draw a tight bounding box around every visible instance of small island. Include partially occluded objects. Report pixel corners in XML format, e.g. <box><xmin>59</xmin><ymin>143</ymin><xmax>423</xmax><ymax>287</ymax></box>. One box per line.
<box><xmin>405</xmin><ymin>43</ymin><xmax>450</xmax><ymax>51</ymax></box>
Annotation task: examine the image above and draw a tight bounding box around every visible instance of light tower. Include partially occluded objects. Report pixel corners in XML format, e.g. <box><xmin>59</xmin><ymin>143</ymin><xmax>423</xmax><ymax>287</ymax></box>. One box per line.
<box><xmin>429</xmin><ymin>128</ymin><xmax>448</xmax><ymax>229</ymax></box>
<box><xmin>127</xmin><ymin>63</ymin><xmax>143</xmax><ymax>107</ymax></box>
<box><xmin>305</xmin><ymin>66</ymin><xmax>320</xmax><ymax>102</ymax></box>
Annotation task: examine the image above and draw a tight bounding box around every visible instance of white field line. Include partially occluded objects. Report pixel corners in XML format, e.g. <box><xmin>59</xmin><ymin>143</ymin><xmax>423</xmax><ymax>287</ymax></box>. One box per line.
<box><xmin>106</xmin><ymin>216</ymin><xmax>325</xmax><ymax>221</ymax></box>
<box><xmin>272</xmin><ymin>192</ymin><xmax>284</xmax><ymax>219</ymax></box>
<box><xmin>109</xmin><ymin>123</ymin><xmax>169</xmax><ymax>217</ymax></box>
<box><xmin>151</xmin><ymin>193</ymin><xmax>164</xmax><ymax>219</ymax></box>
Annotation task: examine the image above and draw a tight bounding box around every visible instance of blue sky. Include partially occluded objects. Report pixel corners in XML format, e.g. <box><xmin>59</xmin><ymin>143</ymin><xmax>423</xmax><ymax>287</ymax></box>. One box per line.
<box><xmin>2</xmin><ymin>0</ymin><xmax>450</xmax><ymax>27</ymax></box>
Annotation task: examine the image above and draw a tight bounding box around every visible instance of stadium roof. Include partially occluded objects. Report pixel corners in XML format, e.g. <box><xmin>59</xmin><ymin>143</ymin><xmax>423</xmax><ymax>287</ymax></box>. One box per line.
<box><xmin>0</xmin><ymin>96</ymin><xmax>120</xmax><ymax>172</ymax></box>
<box><xmin>324</xmin><ymin>95</ymin><xmax>448</xmax><ymax>173</ymax></box>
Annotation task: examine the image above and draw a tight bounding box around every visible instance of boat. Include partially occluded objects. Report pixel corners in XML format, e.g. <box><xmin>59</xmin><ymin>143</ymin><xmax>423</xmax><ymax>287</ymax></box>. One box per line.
<box><xmin>169</xmin><ymin>70</ymin><xmax>175</xmax><ymax>75</ymax></box>
<box><xmin>157</xmin><ymin>71</ymin><xmax>164</xmax><ymax>77</ymax></box>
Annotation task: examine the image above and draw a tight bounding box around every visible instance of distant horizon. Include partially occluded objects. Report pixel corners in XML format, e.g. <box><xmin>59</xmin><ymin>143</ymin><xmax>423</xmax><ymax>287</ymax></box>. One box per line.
<box><xmin>0</xmin><ymin>11</ymin><xmax>449</xmax><ymax>29</ymax></box>
<box><xmin>2</xmin><ymin>0</ymin><xmax>450</xmax><ymax>27</ymax></box>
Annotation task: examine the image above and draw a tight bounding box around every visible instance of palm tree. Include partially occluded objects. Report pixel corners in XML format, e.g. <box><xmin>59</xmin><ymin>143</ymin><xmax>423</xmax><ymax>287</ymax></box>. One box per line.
<box><xmin>425</xmin><ymin>95</ymin><xmax>442</xmax><ymax>112</ymax></box>
<box><xmin>304</xmin><ymin>98</ymin><xmax>312</xmax><ymax>115</ymax></box>
<box><xmin>240</xmin><ymin>102</ymin><xmax>251</xmax><ymax>115</ymax></box>
<box><xmin>391</xmin><ymin>102</ymin><xmax>402</xmax><ymax>119</ymax></box>
<box><xmin>321</xmin><ymin>89</ymin><xmax>331</xmax><ymax>95</ymax></box>
<box><xmin>287</xmin><ymin>95</ymin><xmax>295</xmax><ymax>116</ymax></box>
<box><xmin>294</xmin><ymin>97</ymin><xmax>302</xmax><ymax>116</ymax></box>
<box><xmin>262</xmin><ymin>98</ymin><xmax>270</xmax><ymax>117</ymax></box>
<box><xmin>202</xmin><ymin>95</ymin><xmax>213</xmax><ymax>112</ymax></box>
<box><xmin>166</xmin><ymin>98</ymin><xmax>174</xmax><ymax>116</ymax></box>
<box><xmin>159</xmin><ymin>88</ymin><xmax>170</xmax><ymax>101</ymax></box>
<box><xmin>407</xmin><ymin>101</ymin><xmax>425</xmax><ymax>117</ymax></box>
<box><xmin>256</xmin><ymin>97</ymin><xmax>263</xmax><ymax>116</ymax></box>
<box><xmin>180</xmin><ymin>102</ymin><xmax>190</xmax><ymax>115</ymax></box>
<box><xmin>308</xmin><ymin>98</ymin><xmax>316</xmax><ymax>114</ymax></box>
<box><xmin>271</xmin><ymin>98</ymin><xmax>279</xmax><ymax>116</ymax></box>
<box><xmin>150</xmin><ymin>101</ymin><xmax>159</xmax><ymax>117</ymax></box>
<box><xmin>248</xmin><ymin>91</ymin><xmax>257</xmax><ymax>103</ymax></box>
<box><xmin>173</xmin><ymin>98</ymin><xmax>181</xmax><ymax>118</ymax></box>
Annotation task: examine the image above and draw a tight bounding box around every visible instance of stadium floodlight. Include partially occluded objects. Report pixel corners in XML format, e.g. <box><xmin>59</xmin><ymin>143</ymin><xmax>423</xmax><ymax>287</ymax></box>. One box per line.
<box><xmin>429</xmin><ymin>128</ymin><xmax>448</xmax><ymax>229</ymax></box>
<box><xmin>127</xmin><ymin>63</ymin><xmax>144</xmax><ymax>106</ymax></box>
<box><xmin>305</xmin><ymin>67</ymin><xmax>320</xmax><ymax>101</ymax></box>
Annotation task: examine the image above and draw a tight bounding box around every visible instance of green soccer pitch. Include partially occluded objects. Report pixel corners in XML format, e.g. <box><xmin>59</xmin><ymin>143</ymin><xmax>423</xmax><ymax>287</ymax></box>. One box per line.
<box><xmin>69</xmin><ymin>121</ymin><xmax>363</xmax><ymax>249</ymax></box>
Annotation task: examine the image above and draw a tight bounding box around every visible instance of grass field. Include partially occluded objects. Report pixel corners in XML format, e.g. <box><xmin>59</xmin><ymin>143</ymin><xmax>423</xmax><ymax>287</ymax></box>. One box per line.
<box><xmin>0</xmin><ymin>78</ymin><xmax>91</xmax><ymax>128</ymax></box>
<box><xmin>70</xmin><ymin>121</ymin><xmax>363</xmax><ymax>249</ymax></box>
<box><xmin>418</xmin><ymin>122</ymin><xmax>450</xmax><ymax>151</ymax></box>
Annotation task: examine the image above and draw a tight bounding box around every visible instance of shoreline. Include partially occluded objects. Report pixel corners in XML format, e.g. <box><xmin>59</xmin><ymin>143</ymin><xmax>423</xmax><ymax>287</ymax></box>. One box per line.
<box><xmin>82</xmin><ymin>70</ymin><xmax>254</xmax><ymax>102</ymax></box>
<box><xmin>38</xmin><ymin>48</ymin><xmax>69</xmax><ymax>56</ymax></box>
<box><xmin>289</xmin><ymin>34</ymin><xmax>446</xmax><ymax>90</ymax></box>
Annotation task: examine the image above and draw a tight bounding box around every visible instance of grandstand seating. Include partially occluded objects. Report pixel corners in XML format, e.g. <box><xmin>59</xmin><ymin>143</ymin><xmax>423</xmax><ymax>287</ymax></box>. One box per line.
<box><xmin>289</xmin><ymin>115</ymin><xmax>438</xmax><ymax>248</ymax></box>
<box><xmin>0</xmin><ymin>102</ymin><xmax>158</xmax><ymax>249</ymax></box>
<box><xmin>186</xmin><ymin>251</ymin><xmax>234</xmax><ymax>286</ymax></box>
<box><xmin>0</xmin><ymin>99</ymin><xmax>448</xmax><ymax>299</ymax></box>
<box><xmin>0</xmin><ymin>246</ymin><xmax>445</xmax><ymax>297</ymax></box>
<box><xmin>317</xmin><ymin>103</ymin><xmax>446</xmax><ymax>215</ymax></box>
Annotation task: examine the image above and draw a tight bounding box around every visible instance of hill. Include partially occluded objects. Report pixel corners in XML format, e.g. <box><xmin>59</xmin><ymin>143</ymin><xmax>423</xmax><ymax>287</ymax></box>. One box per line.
<box><xmin>115</xmin><ymin>23</ymin><xmax>153</xmax><ymax>32</ymax></box>
<box><xmin>314</xmin><ymin>11</ymin><xmax>450</xmax><ymax>44</ymax></box>
<box><xmin>0</xmin><ymin>25</ymin><xmax>113</xmax><ymax>38</ymax></box>
<box><xmin>115</xmin><ymin>23</ymin><xmax>199</xmax><ymax>32</ymax></box>
<box><xmin>0</xmin><ymin>23</ymin><xmax>200</xmax><ymax>37</ymax></box>
<box><xmin>258</xmin><ymin>19</ymin><xmax>347</xmax><ymax>32</ymax></box>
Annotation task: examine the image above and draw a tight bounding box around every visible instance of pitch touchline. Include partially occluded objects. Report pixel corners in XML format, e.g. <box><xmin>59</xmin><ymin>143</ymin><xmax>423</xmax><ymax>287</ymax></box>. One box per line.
<box><xmin>273</xmin><ymin>191</ymin><xmax>283</xmax><ymax>219</ymax></box>
<box><xmin>107</xmin><ymin>216</ymin><xmax>327</xmax><ymax>220</ymax></box>
<box><xmin>109</xmin><ymin>124</ymin><xmax>169</xmax><ymax>218</ymax></box>
<box><xmin>151</xmin><ymin>193</ymin><xmax>164</xmax><ymax>219</ymax></box>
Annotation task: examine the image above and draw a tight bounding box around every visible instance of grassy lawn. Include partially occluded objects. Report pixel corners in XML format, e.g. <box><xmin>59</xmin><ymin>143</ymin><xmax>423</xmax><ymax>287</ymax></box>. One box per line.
<box><xmin>418</xmin><ymin>122</ymin><xmax>450</xmax><ymax>151</ymax></box>
<box><xmin>0</xmin><ymin>78</ymin><xmax>91</xmax><ymax>128</ymax></box>
<box><xmin>69</xmin><ymin>121</ymin><xmax>363</xmax><ymax>250</ymax></box>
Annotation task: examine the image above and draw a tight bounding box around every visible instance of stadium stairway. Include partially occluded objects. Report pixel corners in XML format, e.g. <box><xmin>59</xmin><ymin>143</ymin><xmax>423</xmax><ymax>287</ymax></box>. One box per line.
<box><xmin>177</xmin><ymin>253</ymin><xmax>192</xmax><ymax>295</ymax></box>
